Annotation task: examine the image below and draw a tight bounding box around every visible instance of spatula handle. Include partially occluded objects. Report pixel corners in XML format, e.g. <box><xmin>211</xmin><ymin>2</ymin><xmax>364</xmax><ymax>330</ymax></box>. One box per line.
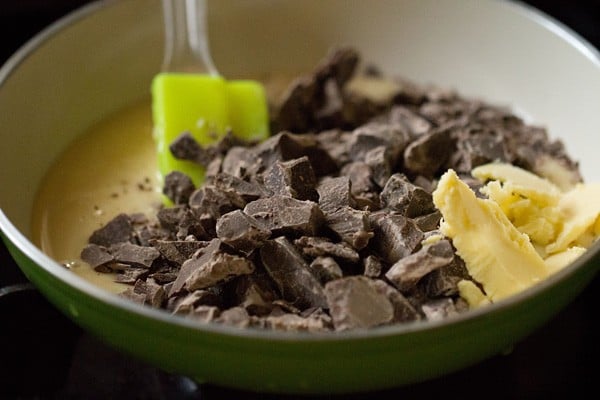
<box><xmin>161</xmin><ymin>0</ymin><xmax>219</xmax><ymax>75</ymax></box>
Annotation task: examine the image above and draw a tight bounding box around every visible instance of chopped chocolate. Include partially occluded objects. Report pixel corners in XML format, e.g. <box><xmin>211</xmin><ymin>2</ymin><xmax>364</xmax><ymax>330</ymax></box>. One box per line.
<box><xmin>413</xmin><ymin>210</ymin><xmax>442</xmax><ymax>232</ymax></box>
<box><xmin>421</xmin><ymin>298</ymin><xmax>461</xmax><ymax>321</ymax></box>
<box><xmin>89</xmin><ymin>213</ymin><xmax>133</xmax><ymax>246</ymax></box>
<box><xmin>309</xmin><ymin>256</ymin><xmax>343</xmax><ymax>284</ymax></box>
<box><xmin>387</xmin><ymin>105</ymin><xmax>432</xmax><ymax>137</ymax></box>
<box><xmin>317</xmin><ymin>176</ymin><xmax>356</xmax><ymax>212</ymax></box>
<box><xmin>370</xmin><ymin>279</ymin><xmax>421</xmax><ymax>323</ymax></box>
<box><xmin>215</xmin><ymin>210</ymin><xmax>271</xmax><ymax>255</ymax></box>
<box><xmin>341</xmin><ymin>161</ymin><xmax>377</xmax><ymax>195</ymax></box>
<box><xmin>132</xmin><ymin>278</ymin><xmax>166</xmax><ymax>308</ymax></box>
<box><xmin>264</xmin><ymin>312</ymin><xmax>330</xmax><ymax>332</ymax></box>
<box><xmin>380</xmin><ymin>173</ymin><xmax>435</xmax><ymax>217</ymax></box>
<box><xmin>209</xmin><ymin>172</ymin><xmax>266</xmax><ymax>202</ymax></box>
<box><xmin>110</xmin><ymin>242</ymin><xmax>161</xmax><ymax>269</ymax></box>
<box><xmin>163</xmin><ymin>171</ymin><xmax>196</xmax><ymax>205</ymax></box>
<box><xmin>188</xmin><ymin>184</ymin><xmax>246</xmax><ymax>219</ymax></box>
<box><xmin>188</xmin><ymin>305</ymin><xmax>221</xmax><ymax>323</ymax></box>
<box><xmin>244</xmin><ymin>195</ymin><xmax>324</xmax><ymax>237</ymax></box>
<box><xmin>403</xmin><ymin>124</ymin><xmax>455</xmax><ymax>177</ymax></box>
<box><xmin>150</xmin><ymin>239</ymin><xmax>209</xmax><ymax>266</ymax></box>
<box><xmin>324</xmin><ymin>206</ymin><xmax>373</xmax><ymax>250</ymax></box>
<box><xmin>363</xmin><ymin>255</ymin><xmax>383</xmax><ymax>279</ymax></box>
<box><xmin>385</xmin><ymin>239</ymin><xmax>454</xmax><ymax>292</ymax></box>
<box><xmin>263</xmin><ymin>156</ymin><xmax>319</xmax><ymax>201</ymax></box>
<box><xmin>232</xmin><ymin>274</ymin><xmax>279</xmax><ymax>316</ymax></box>
<box><xmin>172</xmin><ymin>290</ymin><xmax>222</xmax><ymax>315</ymax></box>
<box><xmin>370</xmin><ymin>213</ymin><xmax>423</xmax><ymax>263</ymax></box>
<box><xmin>80</xmin><ymin>244</ymin><xmax>113</xmax><ymax>270</ymax></box>
<box><xmin>294</xmin><ymin>236</ymin><xmax>360</xmax><ymax>263</ymax></box>
<box><xmin>114</xmin><ymin>267</ymin><xmax>148</xmax><ymax>284</ymax></box>
<box><xmin>169</xmin><ymin>239</ymin><xmax>250</xmax><ymax>295</ymax></box>
<box><xmin>324</xmin><ymin>276</ymin><xmax>394</xmax><ymax>331</ymax></box>
<box><xmin>216</xmin><ymin>307</ymin><xmax>252</xmax><ymax>328</ymax></box>
<box><xmin>259</xmin><ymin>237</ymin><xmax>327</xmax><ymax>310</ymax></box>
<box><xmin>421</xmin><ymin>256</ymin><xmax>469</xmax><ymax>297</ymax></box>
<box><xmin>168</xmin><ymin>131</ymin><xmax>207</xmax><ymax>164</ymax></box>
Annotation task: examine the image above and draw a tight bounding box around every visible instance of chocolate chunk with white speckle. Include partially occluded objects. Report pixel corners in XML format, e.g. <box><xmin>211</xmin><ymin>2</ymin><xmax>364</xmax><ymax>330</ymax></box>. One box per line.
<box><xmin>264</xmin><ymin>156</ymin><xmax>319</xmax><ymax>201</ymax></box>
<box><xmin>89</xmin><ymin>213</ymin><xmax>133</xmax><ymax>246</ymax></box>
<box><xmin>209</xmin><ymin>172</ymin><xmax>267</xmax><ymax>202</ymax></box>
<box><xmin>244</xmin><ymin>195</ymin><xmax>323</xmax><ymax>237</ymax></box>
<box><xmin>380</xmin><ymin>173</ymin><xmax>435</xmax><ymax>217</ymax></box>
<box><xmin>363</xmin><ymin>255</ymin><xmax>383</xmax><ymax>278</ymax></box>
<box><xmin>421</xmin><ymin>298</ymin><xmax>460</xmax><ymax>321</ymax></box>
<box><xmin>215</xmin><ymin>210</ymin><xmax>271</xmax><ymax>255</ymax></box>
<box><xmin>324</xmin><ymin>276</ymin><xmax>394</xmax><ymax>331</ymax></box>
<box><xmin>260</xmin><ymin>237</ymin><xmax>327</xmax><ymax>310</ymax></box>
<box><xmin>189</xmin><ymin>185</ymin><xmax>246</xmax><ymax>219</ymax></box>
<box><xmin>309</xmin><ymin>256</ymin><xmax>343</xmax><ymax>284</ymax></box>
<box><xmin>385</xmin><ymin>239</ymin><xmax>454</xmax><ymax>292</ymax></box>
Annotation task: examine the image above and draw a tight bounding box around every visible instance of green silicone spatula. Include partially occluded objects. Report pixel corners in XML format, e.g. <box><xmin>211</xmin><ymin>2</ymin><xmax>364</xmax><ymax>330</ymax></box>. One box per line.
<box><xmin>152</xmin><ymin>0</ymin><xmax>269</xmax><ymax>187</ymax></box>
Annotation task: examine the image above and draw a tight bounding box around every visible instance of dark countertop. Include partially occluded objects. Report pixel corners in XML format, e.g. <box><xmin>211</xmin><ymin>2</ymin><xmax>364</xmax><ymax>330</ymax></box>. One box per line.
<box><xmin>1</xmin><ymin>1</ymin><xmax>599</xmax><ymax>399</ymax></box>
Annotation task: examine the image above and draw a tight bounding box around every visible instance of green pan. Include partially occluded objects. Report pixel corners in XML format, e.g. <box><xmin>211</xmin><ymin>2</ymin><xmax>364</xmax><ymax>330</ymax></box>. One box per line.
<box><xmin>1</xmin><ymin>0</ymin><xmax>599</xmax><ymax>394</ymax></box>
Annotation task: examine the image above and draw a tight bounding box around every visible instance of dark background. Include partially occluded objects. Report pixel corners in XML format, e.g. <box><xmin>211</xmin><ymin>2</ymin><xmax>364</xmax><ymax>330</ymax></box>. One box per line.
<box><xmin>1</xmin><ymin>1</ymin><xmax>599</xmax><ymax>399</ymax></box>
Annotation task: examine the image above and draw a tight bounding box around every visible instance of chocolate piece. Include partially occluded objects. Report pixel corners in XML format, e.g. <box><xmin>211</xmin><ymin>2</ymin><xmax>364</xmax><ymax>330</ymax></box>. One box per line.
<box><xmin>413</xmin><ymin>210</ymin><xmax>442</xmax><ymax>232</ymax></box>
<box><xmin>168</xmin><ymin>131</ymin><xmax>206</xmax><ymax>164</ymax></box>
<box><xmin>363</xmin><ymin>255</ymin><xmax>383</xmax><ymax>279</ymax></box>
<box><xmin>172</xmin><ymin>290</ymin><xmax>222</xmax><ymax>315</ymax></box>
<box><xmin>210</xmin><ymin>172</ymin><xmax>266</xmax><ymax>202</ymax></box>
<box><xmin>80</xmin><ymin>244</ymin><xmax>113</xmax><ymax>270</ymax></box>
<box><xmin>175</xmin><ymin>208</ymin><xmax>211</xmax><ymax>240</ymax></box>
<box><xmin>114</xmin><ymin>267</ymin><xmax>147</xmax><ymax>284</ymax></box>
<box><xmin>309</xmin><ymin>256</ymin><xmax>343</xmax><ymax>284</ymax></box>
<box><xmin>340</xmin><ymin>161</ymin><xmax>377</xmax><ymax>196</ymax></box>
<box><xmin>380</xmin><ymin>173</ymin><xmax>435</xmax><ymax>217</ymax></box>
<box><xmin>233</xmin><ymin>274</ymin><xmax>279</xmax><ymax>316</ymax></box>
<box><xmin>216</xmin><ymin>307</ymin><xmax>251</xmax><ymax>328</ymax></box>
<box><xmin>169</xmin><ymin>239</ymin><xmax>253</xmax><ymax>295</ymax></box>
<box><xmin>163</xmin><ymin>171</ymin><xmax>196</xmax><ymax>205</ymax></box>
<box><xmin>259</xmin><ymin>237</ymin><xmax>327</xmax><ymax>310</ymax></box>
<box><xmin>89</xmin><ymin>213</ymin><xmax>133</xmax><ymax>246</ymax></box>
<box><xmin>385</xmin><ymin>239</ymin><xmax>454</xmax><ymax>292</ymax></box>
<box><xmin>371</xmin><ymin>279</ymin><xmax>421</xmax><ymax>322</ymax></box>
<box><xmin>364</xmin><ymin>145</ymin><xmax>394</xmax><ymax>188</ymax></box>
<box><xmin>263</xmin><ymin>156</ymin><xmax>319</xmax><ymax>201</ymax></box>
<box><xmin>156</xmin><ymin>206</ymin><xmax>185</xmax><ymax>234</ymax></box>
<box><xmin>324</xmin><ymin>207</ymin><xmax>373</xmax><ymax>250</ymax></box>
<box><xmin>421</xmin><ymin>256</ymin><xmax>469</xmax><ymax>297</ymax></box>
<box><xmin>244</xmin><ymin>195</ymin><xmax>324</xmax><ymax>237</ymax></box>
<box><xmin>347</xmin><ymin>122</ymin><xmax>409</xmax><ymax>165</ymax></box>
<box><xmin>370</xmin><ymin>213</ymin><xmax>423</xmax><ymax>263</ymax></box>
<box><xmin>215</xmin><ymin>210</ymin><xmax>271</xmax><ymax>255</ymax></box>
<box><xmin>403</xmin><ymin>124</ymin><xmax>455</xmax><ymax>177</ymax></box>
<box><xmin>189</xmin><ymin>184</ymin><xmax>246</xmax><ymax>219</ymax></box>
<box><xmin>150</xmin><ymin>239</ymin><xmax>208</xmax><ymax>266</ymax></box>
<box><xmin>421</xmin><ymin>298</ymin><xmax>460</xmax><ymax>321</ymax></box>
<box><xmin>132</xmin><ymin>278</ymin><xmax>165</xmax><ymax>308</ymax></box>
<box><xmin>221</xmin><ymin>146</ymin><xmax>262</xmax><ymax>179</ymax></box>
<box><xmin>110</xmin><ymin>242</ymin><xmax>160</xmax><ymax>269</ymax></box>
<box><xmin>451</xmin><ymin>129</ymin><xmax>508</xmax><ymax>172</ymax></box>
<box><xmin>387</xmin><ymin>105</ymin><xmax>432</xmax><ymax>137</ymax></box>
<box><xmin>317</xmin><ymin>176</ymin><xmax>356</xmax><ymax>212</ymax></box>
<box><xmin>188</xmin><ymin>305</ymin><xmax>221</xmax><ymax>323</ymax></box>
<box><xmin>264</xmin><ymin>313</ymin><xmax>330</xmax><ymax>332</ymax></box>
<box><xmin>324</xmin><ymin>276</ymin><xmax>394</xmax><ymax>331</ymax></box>
<box><xmin>294</xmin><ymin>236</ymin><xmax>360</xmax><ymax>263</ymax></box>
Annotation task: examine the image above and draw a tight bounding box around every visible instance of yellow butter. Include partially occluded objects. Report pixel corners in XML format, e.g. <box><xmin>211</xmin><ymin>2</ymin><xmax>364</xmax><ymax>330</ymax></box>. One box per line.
<box><xmin>457</xmin><ymin>280</ymin><xmax>491</xmax><ymax>308</ymax></box>
<box><xmin>544</xmin><ymin>246</ymin><xmax>587</xmax><ymax>275</ymax></box>
<box><xmin>433</xmin><ymin>169</ymin><xmax>550</xmax><ymax>302</ymax></box>
<box><xmin>546</xmin><ymin>183</ymin><xmax>600</xmax><ymax>254</ymax></box>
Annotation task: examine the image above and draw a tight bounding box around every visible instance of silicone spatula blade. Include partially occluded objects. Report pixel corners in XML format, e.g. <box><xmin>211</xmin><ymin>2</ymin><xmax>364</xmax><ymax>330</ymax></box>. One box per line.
<box><xmin>151</xmin><ymin>0</ymin><xmax>269</xmax><ymax>187</ymax></box>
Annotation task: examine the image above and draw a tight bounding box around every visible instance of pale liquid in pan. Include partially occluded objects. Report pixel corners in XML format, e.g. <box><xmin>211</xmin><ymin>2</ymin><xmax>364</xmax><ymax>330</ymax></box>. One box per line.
<box><xmin>31</xmin><ymin>100</ymin><xmax>161</xmax><ymax>294</ymax></box>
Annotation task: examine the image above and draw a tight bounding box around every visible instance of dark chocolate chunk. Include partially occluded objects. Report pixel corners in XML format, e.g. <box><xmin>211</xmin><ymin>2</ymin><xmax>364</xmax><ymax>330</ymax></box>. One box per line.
<box><xmin>263</xmin><ymin>156</ymin><xmax>319</xmax><ymax>201</ymax></box>
<box><xmin>215</xmin><ymin>307</ymin><xmax>252</xmax><ymax>328</ymax></box>
<box><xmin>80</xmin><ymin>244</ymin><xmax>113</xmax><ymax>270</ymax></box>
<box><xmin>132</xmin><ymin>278</ymin><xmax>166</xmax><ymax>308</ymax></box>
<box><xmin>221</xmin><ymin>146</ymin><xmax>263</xmax><ymax>179</ymax></box>
<box><xmin>413</xmin><ymin>210</ymin><xmax>442</xmax><ymax>232</ymax></box>
<box><xmin>168</xmin><ymin>131</ymin><xmax>206</xmax><ymax>164</ymax></box>
<box><xmin>89</xmin><ymin>213</ymin><xmax>133</xmax><ymax>247</ymax></box>
<box><xmin>403</xmin><ymin>124</ymin><xmax>455</xmax><ymax>177</ymax></box>
<box><xmin>114</xmin><ymin>267</ymin><xmax>148</xmax><ymax>284</ymax></box>
<box><xmin>150</xmin><ymin>239</ymin><xmax>209</xmax><ymax>266</ymax></box>
<box><xmin>347</xmin><ymin>122</ymin><xmax>409</xmax><ymax>165</ymax></box>
<box><xmin>264</xmin><ymin>313</ymin><xmax>330</xmax><ymax>332</ymax></box>
<box><xmin>172</xmin><ymin>290</ymin><xmax>223</xmax><ymax>315</ymax></box>
<box><xmin>387</xmin><ymin>105</ymin><xmax>432</xmax><ymax>137</ymax></box>
<box><xmin>232</xmin><ymin>274</ymin><xmax>279</xmax><ymax>316</ymax></box>
<box><xmin>163</xmin><ymin>171</ymin><xmax>196</xmax><ymax>205</ymax></box>
<box><xmin>259</xmin><ymin>237</ymin><xmax>327</xmax><ymax>310</ymax></box>
<box><xmin>169</xmin><ymin>239</ymin><xmax>251</xmax><ymax>295</ymax></box>
<box><xmin>244</xmin><ymin>195</ymin><xmax>324</xmax><ymax>237</ymax></box>
<box><xmin>380</xmin><ymin>173</ymin><xmax>435</xmax><ymax>217</ymax></box>
<box><xmin>385</xmin><ymin>239</ymin><xmax>454</xmax><ymax>292</ymax></box>
<box><xmin>421</xmin><ymin>256</ymin><xmax>469</xmax><ymax>297</ymax></box>
<box><xmin>421</xmin><ymin>298</ymin><xmax>460</xmax><ymax>321</ymax></box>
<box><xmin>340</xmin><ymin>161</ymin><xmax>377</xmax><ymax>196</ymax></box>
<box><xmin>309</xmin><ymin>256</ymin><xmax>343</xmax><ymax>284</ymax></box>
<box><xmin>371</xmin><ymin>279</ymin><xmax>421</xmax><ymax>323</ymax></box>
<box><xmin>189</xmin><ymin>184</ymin><xmax>246</xmax><ymax>219</ymax></box>
<box><xmin>210</xmin><ymin>172</ymin><xmax>267</xmax><ymax>202</ymax></box>
<box><xmin>324</xmin><ymin>276</ymin><xmax>394</xmax><ymax>331</ymax></box>
<box><xmin>370</xmin><ymin>212</ymin><xmax>423</xmax><ymax>263</ymax></box>
<box><xmin>157</xmin><ymin>206</ymin><xmax>186</xmax><ymax>234</ymax></box>
<box><xmin>111</xmin><ymin>242</ymin><xmax>161</xmax><ymax>269</ymax></box>
<box><xmin>317</xmin><ymin>176</ymin><xmax>356</xmax><ymax>212</ymax></box>
<box><xmin>215</xmin><ymin>210</ymin><xmax>271</xmax><ymax>255</ymax></box>
<box><xmin>324</xmin><ymin>206</ymin><xmax>373</xmax><ymax>250</ymax></box>
<box><xmin>294</xmin><ymin>236</ymin><xmax>360</xmax><ymax>263</ymax></box>
<box><xmin>363</xmin><ymin>255</ymin><xmax>383</xmax><ymax>279</ymax></box>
